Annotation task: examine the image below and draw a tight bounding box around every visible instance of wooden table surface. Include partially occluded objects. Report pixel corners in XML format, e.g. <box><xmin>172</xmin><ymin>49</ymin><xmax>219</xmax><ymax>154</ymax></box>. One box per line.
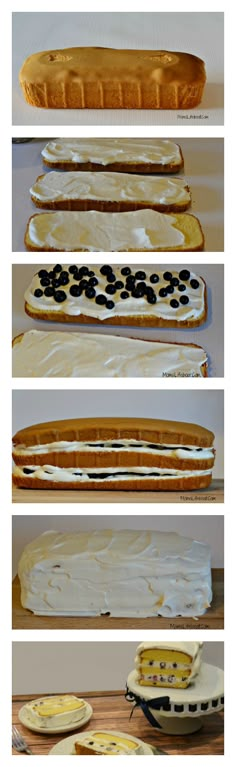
<box><xmin>12</xmin><ymin>690</ymin><xmax>224</xmax><ymax>755</ymax></box>
<box><xmin>12</xmin><ymin>569</ymin><xmax>224</xmax><ymax>630</ymax></box>
<box><xmin>12</xmin><ymin>479</ymin><xmax>224</xmax><ymax>504</ymax></box>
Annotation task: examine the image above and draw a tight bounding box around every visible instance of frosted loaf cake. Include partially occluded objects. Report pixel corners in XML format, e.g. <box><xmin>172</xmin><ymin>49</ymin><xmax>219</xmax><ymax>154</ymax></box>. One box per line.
<box><xmin>18</xmin><ymin>529</ymin><xmax>212</xmax><ymax>617</ymax></box>
<box><xmin>135</xmin><ymin>642</ymin><xmax>203</xmax><ymax>688</ymax></box>
<box><xmin>41</xmin><ymin>138</ymin><xmax>184</xmax><ymax>173</ymax></box>
<box><xmin>23</xmin><ymin>695</ymin><xmax>87</xmax><ymax>729</ymax></box>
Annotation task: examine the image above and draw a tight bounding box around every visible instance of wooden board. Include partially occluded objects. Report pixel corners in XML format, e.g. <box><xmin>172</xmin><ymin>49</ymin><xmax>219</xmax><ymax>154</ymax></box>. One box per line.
<box><xmin>12</xmin><ymin>690</ymin><xmax>224</xmax><ymax>755</ymax></box>
<box><xmin>12</xmin><ymin>479</ymin><xmax>224</xmax><ymax>504</ymax></box>
<box><xmin>12</xmin><ymin>569</ymin><xmax>224</xmax><ymax>630</ymax></box>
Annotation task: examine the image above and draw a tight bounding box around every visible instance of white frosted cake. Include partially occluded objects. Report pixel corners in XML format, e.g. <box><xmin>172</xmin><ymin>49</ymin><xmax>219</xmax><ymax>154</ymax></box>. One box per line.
<box><xmin>18</xmin><ymin>529</ymin><xmax>212</xmax><ymax>618</ymax></box>
<box><xmin>135</xmin><ymin>642</ymin><xmax>202</xmax><ymax>689</ymax></box>
<box><xmin>24</xmin><ymin>695</ymin><xmax>87</xmax><ymax>728</ymax></box>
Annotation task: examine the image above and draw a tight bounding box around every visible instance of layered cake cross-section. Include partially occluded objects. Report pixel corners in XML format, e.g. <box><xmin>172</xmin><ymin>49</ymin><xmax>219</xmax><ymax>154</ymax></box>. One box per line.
<box><xmin>135</xmin><ymin>642</ymin><xmax>203</xmax><ymax>688</ymax></box>
<box><xmin>73</xmin><ymin>731</ymin><xmax>143</xmax><ymax>755</ymax></box>
<box><xmin>24</xmin><ymin>695</ymin><xmax>87</xmax><ymax>729</ymax></box>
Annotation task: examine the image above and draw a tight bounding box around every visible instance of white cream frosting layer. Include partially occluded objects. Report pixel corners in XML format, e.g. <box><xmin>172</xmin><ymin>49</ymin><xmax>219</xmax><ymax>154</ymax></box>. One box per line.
<box><xmin>14</xmin><ymin>438</ymin><xmax>213</xmax><ymax>461</ymax></box>
<box><xmin>12</xmin><ymin>330</ymin><xmax>207</xmax><ymax>378</ymax></box>
<box><xmin>13</xmin><ymin>464</ymin><xmax>212</xmax><ymax>483</ymax></box>
<box><xmin>27</xmin><ymin>210</ymin><xmax>185</xmax><ymax>251</ymax></box>
<box><xmin>24</xmin><ymin>695</ymin><xmax>86</xmax><ymax>729</ymax></box>
<box><xmin>18</xmin><ymin>530</ymin><xmax>212</xmax><ymax>618</ymax></box>
<box><xmin>41</xmin><ymin>138</ymin><xmax>182</xmax><ymax>167</ymax></box>
<box><xmin>30</xmin><ymin>171</ymin><xmax>190</xmax><ymax>206</ymax></box>
<box><xmin>25</xmin><ymin>266</ymin><xmax>205</xmax><ymax>321</ymax></box>
<box><xmin>73</xmin><ymin>731</ymin><xmax>142</xmax><ymax>754</ymax></box>
<box><xmin>135</xmin><ymin>642</ymin><xmax>202</xmax><ymax>683</ymax></box>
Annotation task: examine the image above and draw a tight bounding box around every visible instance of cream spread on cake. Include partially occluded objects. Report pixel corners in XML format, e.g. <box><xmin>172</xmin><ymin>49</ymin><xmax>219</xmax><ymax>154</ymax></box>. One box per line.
<box><xmin>24</xmin><ymin>695</ymin><xmax>86</xmax><ymax>728</ymax></box>
<box><xmin>25</xmin><ymin>265</ymin><xmax>205</xmax><ymax>322</ymax></box>
<box><xmin>41</xmin><ymin>138</ymin><xmax>183</xmax><ymax>167</ymax></box>
<box><xmin>18</xmin><ymin>530</ymin><xmax>212</xmax><ymax>617</ymax></box>
<box><xmin>13</xmin><ymin>465</ymin><xmax>213</xmax><ymax>482</ymax></box>
<box><xmin>26</xmin><ymin>210</ymin><xmax>185</xmax><ymax>250</ymax></box>
<box><xmin>73</xmin><ymin>731</ymin><xmax>142</xmax><ymax>754</ymax></box>
<box><xmin>13</xmin><ymin>439</ymin><xmax>214</xmax><ymax>460</ymax></box>
<box><xmin>30</xmin><ymin>171</ymin><xmax>190</xmax><ymax>206</ymax></box>
<box><xmin>135</xmin><ymin>642</ymin><xmax>202</xmax><ymax>688</ymax></box>
<box><xmin>12</xmin><ymin>330</ymin><xmax>207</xmax><ymax>378</ymax></box>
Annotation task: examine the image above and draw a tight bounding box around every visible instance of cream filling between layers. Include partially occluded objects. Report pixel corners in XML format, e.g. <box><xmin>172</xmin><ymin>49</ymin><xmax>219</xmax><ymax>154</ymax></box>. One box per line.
<box><xmin>25</xmin><ymin>266</ymin><xmax>205</xmax><ymax>321</ymax></box>
<box><xmin>24</xmin><ymin>695</ymin><xmax>86</xmax><ymax>728</ymax></box>
<box><xmin>30</xmin><ymin>171</ymin><xmax>190</xmax><ymax>205</ymax></box>
<box><xmin>12</xmin><ymin>330</ymin><xmax>207</xmax><ymax>378</ymax></box>
<box><xmin>135</xmin><ymin>641</ymin><xmax>202</xmax><ymax>683</ymax></box>
<box><xmin>41</xmin><ymin>138</ymin><xmax>183</xmax><ymax>166</ymax></box>
<box><xmin>13</xmin><ymin>439</ymin><xmax>214</xmax><ymax>460</ymax></box>
<box><xmin>27</xmin><ymin>210</ymin><xmax>185</xmax><ymax>251</ymax></box>
<box><xmin>13</xmin><ymin>464</ymin><xmax>212</xmax><ymax>482</ymax></box>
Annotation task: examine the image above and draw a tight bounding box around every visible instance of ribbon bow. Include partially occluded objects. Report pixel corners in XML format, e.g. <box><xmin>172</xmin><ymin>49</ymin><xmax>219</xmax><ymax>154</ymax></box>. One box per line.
<box><xmin>125</xmin><ymin>685</ymin><xmax>170</xmax><ymax>730</ymax></box>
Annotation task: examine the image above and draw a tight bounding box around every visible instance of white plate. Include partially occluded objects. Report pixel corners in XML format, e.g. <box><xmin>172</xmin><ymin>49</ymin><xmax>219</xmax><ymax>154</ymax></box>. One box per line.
<box><xmin>18</xmin><ymin>700</ymin><xmax>93</xmax><ymax>734</ymax></box>
<box><xmin>49</xmin><ymin>730</ymin><xmax>154</xmax><ymax>755</ymax></box>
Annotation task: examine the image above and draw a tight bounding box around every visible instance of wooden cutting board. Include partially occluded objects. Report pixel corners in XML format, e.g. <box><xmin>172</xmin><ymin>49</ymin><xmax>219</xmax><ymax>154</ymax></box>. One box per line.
<box><xmin>12</xmin><ymin>569</ymin><xmax>224</xmax><ymax>630</ymax></box>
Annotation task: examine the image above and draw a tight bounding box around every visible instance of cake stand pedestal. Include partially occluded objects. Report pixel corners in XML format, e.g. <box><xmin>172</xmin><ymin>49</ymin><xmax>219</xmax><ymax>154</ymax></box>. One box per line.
<box><xmin>126</xmin><ymin>663</ymin><xmax>224</xmax><ymax>736</ymax></box>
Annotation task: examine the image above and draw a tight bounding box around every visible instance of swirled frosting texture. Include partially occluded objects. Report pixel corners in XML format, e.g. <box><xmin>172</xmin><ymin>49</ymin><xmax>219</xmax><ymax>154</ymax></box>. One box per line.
<box><xmin>18</xmin><ymin>529</ymin><xmax>212</xmax><ymax>617</ymax></box>
<box><xmin>41</xmin><ymin>138</ymin><xmax>183</xmax><ymax>167</ymax></box>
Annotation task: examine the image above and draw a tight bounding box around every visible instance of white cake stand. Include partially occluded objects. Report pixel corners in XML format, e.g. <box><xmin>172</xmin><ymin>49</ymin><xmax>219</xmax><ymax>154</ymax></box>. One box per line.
<box><xmin>126</xmin><ymin>663</ymin><xmax>224</xmax><ymax>735</ymax></box>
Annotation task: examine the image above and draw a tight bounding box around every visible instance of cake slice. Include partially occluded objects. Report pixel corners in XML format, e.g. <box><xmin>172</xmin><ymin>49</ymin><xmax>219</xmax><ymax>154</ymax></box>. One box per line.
<box><xmin>41</xmin><ymin>138</ymin><xmax>184</xmax><ymax>173</ymax></box>
<box><xmin>74</xmin><ymin>731</ymin><xmax>142</xmax><ymax>754</ymax></box>
<box><xmin>24</xmin><ymin>210</ymin><xmax>204</xmax><ymax>252</ymax></box>
<box><xmin>135</xmin><ymin>642</ymin><xmax>202</xmax><ymax>688</ymax></box>
<box><xmin>30</xmin><ymin>171</ymin><xmax>191</xmax><ymax>213</ymax></box>
<box><xmin>24</xmin><ymin>695</ymin><xmax>86</xmax><ymax>728</ymax></box>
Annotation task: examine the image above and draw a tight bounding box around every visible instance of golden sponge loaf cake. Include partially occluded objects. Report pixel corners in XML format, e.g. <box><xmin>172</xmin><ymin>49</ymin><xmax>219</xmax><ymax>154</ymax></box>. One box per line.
<box><xmin>19</xmin><ymin>47</ymin><xmax>206</xmax><ymax>110</ymax></box>
<box><xmin>41</xmin><ymin>138</ymin><xmax>184</xmax><ymax>174</ymax></box>
<box><xmin>12</xmin><ymin>416</ymin><xmax>215</xmax><ymax>491</ymax></box>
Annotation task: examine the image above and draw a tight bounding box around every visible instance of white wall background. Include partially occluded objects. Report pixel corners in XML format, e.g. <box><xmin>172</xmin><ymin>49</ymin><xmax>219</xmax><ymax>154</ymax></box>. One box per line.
<box><xmin>12</xmin><ymin>389</ymin><xmax>224</xmax><ymax>477</ymax></box>
<box><xmin>12</xmin><ymin>514</ymin><xmax>224</xmax><ymax>577</ymax></box>
<box><xmin>12</xmin><ymin>641</ymin><xmax>224</xmax><ymax>695</ymax></box>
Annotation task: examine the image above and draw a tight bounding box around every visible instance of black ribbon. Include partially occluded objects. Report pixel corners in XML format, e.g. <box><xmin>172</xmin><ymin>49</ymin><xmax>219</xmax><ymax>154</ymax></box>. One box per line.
<box><xmin>125</xmin><ymin>686</ymin><xmax>170</xmax><ymax>730</ymax></box>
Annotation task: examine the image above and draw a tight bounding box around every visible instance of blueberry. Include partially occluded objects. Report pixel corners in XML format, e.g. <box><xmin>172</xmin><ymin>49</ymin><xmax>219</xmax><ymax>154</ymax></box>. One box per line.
<box><xmin>179</xmin><ymin>269</ymin><xmax>190</xmax><ymax>281</ymax></box>
<box><xmin>120</xmin><ymin>291</ymin><xmax>129</xmax><ymax>299</ymax></box>
<box><xmin>106</xmin><ymin>272</ymin><xmax>116</xmax><ymax>283</ymax></box>
<box><xmin>136</xmin><ymin>281</ymin><xmax>146</xmax><ymax>291</ymax></box>
<box><xmin>115</xmin><ymin>280</ymin><xmax>124</xmax><ymax>290</ymax></box>
<box><xmin>51</xmin><ymin>278</ymin><xmax>61</xmax><ymax>288</ymax></box>
<box><xmin>88</xmin><ymin>270</ymin><xmax>95</xmax><ymax>277</ymax></box>
<box><xmin>79</xmin><ymin>279</ymin><xmax>89</xmax><ymax>290</ymax></box>
<box><xmin>135</xmin><ymin>270</ymin><xmax>146</xmax><ymax>280</ymax></box>
<box><xmin>170</xmin><ymin>299</ymin><xmax>179</xmax><ymax>308</ymax></box>
<box><xmin>163</xmin><ymin>271</ymin><xmax>172</xmax><ymax>281</ymax></box>
<box><xmin>125</xmin><ymin>277</ymin><xmax>135</xmax><ymax>290</ymax></box>
<box><xmin>23</xmin><ymin>468</ymin><xmax>35</xmax><ymax>474</ymax></box>
<box><xmin>34</xmin><ymin>288</ymin><xmax>43</xmax><ymax>297</ymax></box>
<box><xmin>88</xmin><ymin>277</ymin><xmax>98</xmax><ymax>287</ymax></box>
<box><xmin>100</xmin><ymin>265</ymin><xmax>112</xmax><ymax>275</ymax></box>
<box><xmin>170</xmin><ymin>277</ymin><xmax>179</xmax><ymax>287</ymax></box>
<box><xmin>44</xmin><ymin>287</ymin><xmax>54</xmax><ymax>297</ymax></box>
<box><xmin>69</xmin><ymin>265</ymin><xmax>78</xmax><ymax>274</ymax></box>
<box><xmin>70</xmin><ymin>285</ymin><xmax>82</xmax><ymax>297</ymax></box>
<box><xmin>147</xmin><ymin>293</ymin><xmax>157</xmax><ymax>304</ymax></box>
<box><xmin>95</xmin><ymin>294</ymin><xmax>107</xmax><ymax>305</ymax></box>
<box><xmin>180</xmin><ymin>295</ymin><xmax>189</xmax><ymax>305</ymax></box>
<box><xmin>190</xmin><ymin>279</ymin><xmax>200</xmax><ymax>289</ymax></box>
<box><xmin>166</xmin><ymin>285</ymin><xmax>174</xmax><ymax>294</ymax></box>
<box><xmin>159</xmin><ymin>287</ymin><xmax>168</xmax><ymax>298</ymax></box>
<box><xmin>85</xmin><ymin>287</ymin><xmax>96</xmax><ymax>299</ymax></box>
<box><xmin>121</xmin><ymin>267</ymin><xmax>131</xmax><ymax>276</ymax></box>
<box><xmin>150</xmin><ymin>273</ymin><xmax>159</xmax><ymax>284</ymax></box>
<box><xmin>78</xmin><ymin>266</ymin><xmax>89</xmax><ymax>276</ymax></box>
<box><xmin>59</xmin><ymin>274</ymin><xmax>70</xmax><ymax>285</ymax></box>
<box><xmin>72</xmin><ymin>271</ymin><xmax>80</xmax><ymax>281</ymax></box>
<box><xmin>38</xmin><ymin>269</ymin><xmax>48</xmax><ymax>278</ymax></box>
<box><xmin>53</xmin><ymin>264</ymin><xmax>62</xmax><ymax>273</ymax></box>
<box><xmin>48</xmin><ymin>270</ymin><xmax>55</xmax><ymax>279</ymax></box>
<box><xmin>105</xmin><ymin>284</ymin><xmax>116</xmax><ymax>295</ymax></box>
<box><xmin>132</xmin><ymin>288</ymin><xmax>145</xmax><ymax>298</ymax></box>
<box><xmin>54</xmin><ymin>290</ymin><xmax>67</xmax><ymax>303</ymax></box>
<box><xmin>106</xmin><ymin>300</ymin><xmax>115</xmax><ymax>310</ymax></box>
<box><xmin>60</xmin><ymin>270</ymin><xmax>68</xmax><ymax>279</ymax></box>
<box><xmin>178</xmin><ymin>283</ymin><xmax>186</xmax><ymax>292</ymax></box>
<box><xmin>40</xmin><ymin>277</ymin><xmax>51</xmax><ymax>287</ymax></box>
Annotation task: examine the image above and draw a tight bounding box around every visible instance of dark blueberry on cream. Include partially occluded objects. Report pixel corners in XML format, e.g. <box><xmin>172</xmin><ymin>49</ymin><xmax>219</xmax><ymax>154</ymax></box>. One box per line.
<box><xmin>150</xmin><ymin>273</ymin><xmax>159</xmax><ymax>283</ymax></box>
<box><xmin>147</xmin><ymin>293</ymin><xmax>157</xmax><ymax>304</ymax></box>
<box><xmin>137</xmin><ymin>281</ymin><xmax>146</xmax><ymax>291</ymax></box>
<box><xmin>106</xmin><ymin>272</ymin><xmax>116</xmax><ymax>283</ymax></box>
<box><xmin>23</xmin><ymin>468</ymin><xmax>35</xmax><ymax>474</ymax></box>
<box><xmin>85</xmin><ymin>287</ymin><xmax>96</xmax><ymax>299</ymax></box>
<box><xmin>170</xmin><ymin>299</ymin><xmax>179</xmax><ymax>308</ymax></box>
<box><xmin>163</xmin><ymin>271</ymin><xmax>172</xmax><ymax>281</ymax></box>
<box><xmin>34</xmin><ymin>288</ymin><xmax>43</xmax><ymax>297</ymax></box>
<box><xmin>135</xmin><ymin>270</ymin><xmax>146</xmax><ymax>280</ymax></box>
<box><xmin>120</xmin><ymin>291</ymin><xmax>129</xmax><ymax>299</ymax></box>
<box><xmin>53</xmin><ymin>264</ymin><xmax>62</xmax><ymax>273</ymax></box>
<box><xmin>38</xmin><ymin>269</ymin><xmax>48</xmax><ymax>278</ymax></box>
<box><xmin>160</xmin><ymin>662</ymin><xmax>166</xmax><ymax>669</ymax></box>
<box><xmin>88</xmin><ymin>277</ymin><xmax>98</xmax><ymax>287</ymax></box>
<box><xmin>173</xmin><ymin>663</ymin><xmax>178</xmax><ymax>668</ymax></box>
<box><xmin>121</xmin><ymin>267</ymin><xmax>131</xmax><ymax>276</ymax></box>
<box><xmin>40</xmin><ymin>277</ymin><xmax>50</xmax><ymax>287</ymax></box>
<box><xmin>115</xmin><ymin>280</ymin><xmax>124</xmax><ymax>290</ymax></box>
<box><xmin>79</xmin><ymin>279</ymin><xmax>89</xmax><ymax>290</ymax></box>
<box><xmin>132</xmin><ymin>287</ymin><xmax>145</xmax><ymax>298</ymax></box>
<box><xmin>79</xmin><ymin>266</ymin><xmax>90</xmax><ymax>276</ymax></box>
<box><xmin>166</xmin><ymin>285</ymin><xmax>174</xmax><ymax>294</ymax></box>
<box><xmin>70</xmin><ymin>285</ymin><xmax>82</xmax><ymax>297</ymax></box>
<box><xmin>106</xmin><ymin>300</ymin><xmax>115</xmax><ymax>310</ymax></box>
<box><xmin>179</xmin><ymin>269</ymin><xmax>190</xmax><ymax>281</ymax></box>
<box><xmin>178</xmin><ymin>283</ymin><xmax>186</xmax><ymax>292</ymax></box>
<box><xmin>180</xmin><ymin>295</ymin><xmax>189</xmax><ymax>305</ymax></box>
<box><xmin>159</xmin><ymin>287</ymin><xmax>168</xmax><ymax>298</ymax></box>
<box><xmin>100</xmin><ymin>265</ymin><xmax>112</xmax><ymax>275</ymax></box>
<box><xmin>69</xmin><ymin>265</ymin><xmax>78</xmax><ymax>273</ymax></box>
<box><xmin>105</xmin><ymin>284</ymin><xmax>116</xmax><ymax>295</ymax></box>
<box><xmin>149</xmin><ymin>661</ymin><xmax>154</xmax><ymax>666</ymax></box>
<box><xmin>170</xmin><ymin>277</ymin><xmax>179</xmax><ymax>286</ymax></box>
<box><xmin>168</xmin><ymin>676</ymin><xmax>175</xmax><ymax>683</ymax></box>
<box><xmin>59</xmin><ymin>274</ymin><xmax>70</xmax><ymax>286</ymax></box>
<box><xmin>190</xmin><ymin>279</ymin><xmax>200</xmax><ymax>289</ymax></box>
<box><xmin>125</xmin><ymin>277</ymin><xmax>135</xmax><ymax>289</ymax></box>
<box><xmin>54</xmin><ymin>290</ymin><xmax>67</xmax><ymax>303</ymax></box>
<box><xmin>88</xmin><ymin>270</ymin><xmax>95</xmax><ymax>277</ymax></box>
<box><xmin>51</xmin><ymin>278</ymin><xmax>61</xmax><ymax>288</ymax></box>
<box><xmin>44</xmin><ymin>287</ymin><xmax>54</xmax><ymax>297</ymax></box>
<box><xmin>72</xmin><ymin>271</ymin><xmax>81</xmax><ymax>281</ymax></box>
<box><xmin>48</xmin><ymin>270</ymin><xmax>55</xmax><ymax>279</ymax></box>
<box><xmin>95</xmin><ymin>294</ymin><xmax>107</xmax><ymax>305</ymax></box>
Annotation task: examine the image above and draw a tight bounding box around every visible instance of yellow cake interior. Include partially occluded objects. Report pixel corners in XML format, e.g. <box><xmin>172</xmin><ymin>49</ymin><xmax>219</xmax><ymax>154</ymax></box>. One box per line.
<box><xmin>139</xmin><ymin>648</ymin><xmax>193</xmax><ymax>689</ymax></box>
<box><xmin>31</xmin><ymin>695</ymin><xmax>85</xmax><ymax>717</ymax></box>
<box><xmin>75</xmin><ymin>732</ymin><xmax>139</xmax><ymax>754</ymax></box>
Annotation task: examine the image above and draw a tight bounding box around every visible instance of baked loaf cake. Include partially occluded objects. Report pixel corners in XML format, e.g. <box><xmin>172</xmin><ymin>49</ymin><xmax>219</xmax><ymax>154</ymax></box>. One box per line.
<box><xmin>19</xmin><ymin>47</ymin><xmax>206</xmax><ymax>110</ymax></box>
<box><xmin>12</xmin><ymin>417</ymin><xmax>215</xmax><ymax>491</ymax></box>
<box><xmin>135</xmin><ymin>642</ymin><xmax>202</xmax><ymax>689</ymax></box>
<box><xmin>24</xmin><ymin>695</ymin><xmax>86</xmax><ymax>729</ymax></box>
<box><xmin>12</xmin><ymin>330</ymin><xmax>208</xmax><ymax>378</ymax></box>
<box><xmin>24</xmin><ymin>265</ymin><xmax>207</xmax><ymax>329</ymax></box>
<box><xmin>41</xmin><ymin>138</ymin><xmax>184</xmax><ymax>173</ymax></box>
<box><xmin>73</xmin><ymin>731</ymin><xmax>142</xmax><ymax>754</ymax></box>
<box><xmin>30</xmin><ymin>171</ymin><xmax>191</xmax><ymax>213</ymax></box>
<box><xmin>18</xmin><ymin>529</ymin><xmax>212</xmax><ymax>617</ymax></box>
<box><xmin>24</xmin><ymin>210</ymin><xmax>204</xmax><ymax>251</ymax></box>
